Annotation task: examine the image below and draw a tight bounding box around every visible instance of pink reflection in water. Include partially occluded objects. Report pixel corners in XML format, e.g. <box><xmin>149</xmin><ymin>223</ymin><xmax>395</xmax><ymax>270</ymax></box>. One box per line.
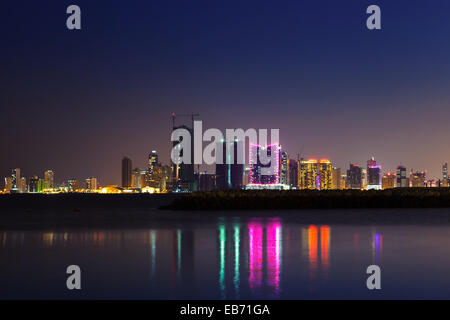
<box><xmin>248</xmin><ymin>219</ymin><xmax>282</xmax><ymax>297</ymax></box>
<box><xmin>266</xmin><ymin>219</ymin><xmax>281</xmax><ymax>296</ymax></box>
<box><xmin>248</xmin><ymin>221</ymin><xmax>263</xmax><ymax>291</ymax></box>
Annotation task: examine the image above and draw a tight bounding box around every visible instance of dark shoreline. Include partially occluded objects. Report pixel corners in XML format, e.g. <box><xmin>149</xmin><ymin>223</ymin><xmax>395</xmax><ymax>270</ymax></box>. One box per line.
<box><xmin>2</xmin><ymin>191</ymin><xmax>450</xmax><ymax>229</ymax></box>
<box><xmin>0</xmin><ymin>193</ymin><xmax>182</xmax><ymax>211</ymax></box>
<box><xmin>164</xmin><ymin>189</ymin><xmax>450</xmax><ymax>210</ymax></box>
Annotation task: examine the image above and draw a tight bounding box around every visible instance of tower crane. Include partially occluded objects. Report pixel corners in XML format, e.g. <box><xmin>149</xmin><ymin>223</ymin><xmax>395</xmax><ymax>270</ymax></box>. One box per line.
<box><xmin>171</xmin><ymin>112</ymin><xmax>200</xmax><ymax>129</ymax></box>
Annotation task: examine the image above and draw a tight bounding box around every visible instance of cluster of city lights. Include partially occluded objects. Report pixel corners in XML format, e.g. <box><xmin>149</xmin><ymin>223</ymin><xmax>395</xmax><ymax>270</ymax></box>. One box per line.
<box><xmin>2</xmin><ymin>147</ymin><xmax>449</xmax><ymax>194</ymax></box>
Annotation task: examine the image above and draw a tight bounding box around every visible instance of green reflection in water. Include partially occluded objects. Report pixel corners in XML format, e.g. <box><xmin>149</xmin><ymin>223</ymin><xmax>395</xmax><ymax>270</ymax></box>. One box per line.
<box><xmin>219</xmin><ymin>221</ymin><xmax>226</xmax><ymax>299</ymax></box>
<box><xmin>177</xmin><ymin>229</ymin><xmax>182</xmax><ymax>280</ymax></box>
<box><xmin>234</xmin><ymin>223</ymin><xmax>240</xmax><ymax>298</ymax></box>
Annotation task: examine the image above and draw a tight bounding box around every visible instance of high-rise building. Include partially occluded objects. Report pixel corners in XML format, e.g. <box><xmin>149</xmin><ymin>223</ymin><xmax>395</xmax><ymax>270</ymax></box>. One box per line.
<box><xmin>11</xmin><ymin>168</ymin><xmax>20</xmax><ymax>192</ymax></box>
<box><xmin>410</xmin><ymin>171</ymin><xmax>426</xmax><ymax>187</ymax></box>
<box><xmin>243</xmin><ymin>167</ymin><xmax>250</xmax><ymax>186</ymax></box>
<box><xmin>361</xmin><ymin>168</ymin><xmax>367</xmax><ymax>190</ymax></box>
<box><xmin>121</xmin><ymin>157</ymin><xmax>132</xmax><ymax>188</ymax></box>
<box><xmin>318</xmin><ymin>159</ymin><xmax>332</xmax><ymax>190</ymax></box>
<box><xmin>149</xmin><ymin>150</ymin><xmax>158</xmax><ymax>172</ymax></box>
<box><xmin>361</xmin><ymin>168</ymin><xmax>367</xmax><ymax>189</ymax></box>
<box><xmin>37</xmin><ymin>178</ymin><xmax>45</xmax><ymax>193</ymax></box>
<box><xmin>280</xmin><ymin>151</ymin><xmax>289</xmax><ymax>186</ymax></box>
<box><xmin>347</xmin><ymin>163</ymin><xmax>362</xmax><ymax>189</ymax></box>
<box><xmin>85</xmin><ymin>177</ymin><xmax>98</xmax><ymax>191</ymax></box>
<box><xmin>382</xmin><ymin>172</ymin><xmax>396</xmax><ymax>189</ymax></box>
<box><xmin>19</xmin><ymin>177</ymin><xmax>26</xmax><ymax>193</ymax></box>
<box><xmin>146</xmin><ymin>151</ymin><xmax>158</xmax><ymax>181</ymax></box>
<box><xmin>44</xmin><ymin>170</ymin><xmax>54</xmax><ymax>189</ymax></box>
<box><xmin>68</xmin><ymin>179</ymin><xmax>79</xmax><ymax>192</ymax></box>
<box><xmin>331</xmin><ymin>167</ymin><xmax>341</xmax><ymax>190</ymax></box>
<box><xmin>131</xmin><ymin>168</ymin><xmax>142</xmax><ymax>188</ymax></box>
<box><xmin>298</xmin><ymin>159</ymin><xmax>318</xmax><ymax>189</ymax></box>
<box><xmin>367</xmin><ymin>157</ymin><xmax>381</xmax><ymax>190</ymax></box>
<box><xmin>216</xmin><ymin>140</ymin><xmax>244</xmax><ymax>190</ymax></box>
<box><xmin>443</xmin><ymin>163</ymin><xmax>448</xmax><ymax>181</ymax></box>
<box><xmin>298</xmin><ymin>159</ymin><xmax>332</xmax><ymax>190</ymax></box>
<box><xmin>160</xmin><ymin>165</ymin><xmax>173</xmax><ymax>191</ymax></box>
<box><xmin>147</xmin><ymin>150</ymin><xmax>161</xmax><ymax>188</ymax></box>
<box><xmin>172</xmin><ymin>125</ymin><xmax>195</xmax><ymax>191</ymax></box>
<box><xmin>340</xmin><ymin>174</ymin><xmax>347</xmax><ymax>190</ymax></box>
<box><xmin>288</xmin><ymin>158</ymin><xmax>298</xmax><ymax>189</ymax></box>
<box><xmin>29</xmin><ymin>176</ymin><xmax>39</xmax><ymax>193</ymax></box>
<box><xmin>4</xmin><ymin>177</ymin><xmax>12</xmax><ymax>192</ymax></box>
<box><xmin>138</xmin><ymin>170</ymin><xmax>147</xmax><ymax>188</ymax></box>
<box><xmin>249</xmin><ymin>144</ymin><xmax>281</xmax><ymax>185</ymax></box>
<box><xmin>396</xmin><ymin>165</ymin><xmax>408</xmax><ymax>187</ymax></box>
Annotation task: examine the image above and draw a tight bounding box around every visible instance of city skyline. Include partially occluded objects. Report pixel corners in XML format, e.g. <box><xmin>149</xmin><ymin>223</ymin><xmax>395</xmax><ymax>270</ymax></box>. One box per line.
<box><xmin>3</xmin><ymin>146</ymin><xmax>449</xmax><ymax>191</ymax></box>
<box><xmin>2</xmin><ymin>1</ymin><xmax>450</xmax><ymax>184</ymax></box>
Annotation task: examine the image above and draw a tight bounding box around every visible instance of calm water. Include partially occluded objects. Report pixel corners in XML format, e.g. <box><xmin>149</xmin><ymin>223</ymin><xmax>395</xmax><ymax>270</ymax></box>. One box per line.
<box><xmin>2</xmin><ymin>209</ymin><xmax>450</xmax><ymax>299</ymax></box>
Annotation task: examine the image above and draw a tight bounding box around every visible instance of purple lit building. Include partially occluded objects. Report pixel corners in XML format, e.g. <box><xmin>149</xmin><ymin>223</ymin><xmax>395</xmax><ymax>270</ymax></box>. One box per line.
<box><xmin>367</xmin><ymin>157</ymin><xmax>381</xmax><ymax>190</ymax></box>
<box><xmin>249</xmin><ymin>144</ymin><xmax>281</xmax><ymax>185</ymax></box>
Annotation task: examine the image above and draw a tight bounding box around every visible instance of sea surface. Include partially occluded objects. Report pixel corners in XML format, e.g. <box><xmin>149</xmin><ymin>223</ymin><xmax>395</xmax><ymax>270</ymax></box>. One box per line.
<box><xmin>1</xmin><ymin>209</ymin><xmax>450</xmax><ymax>299</ymax></box>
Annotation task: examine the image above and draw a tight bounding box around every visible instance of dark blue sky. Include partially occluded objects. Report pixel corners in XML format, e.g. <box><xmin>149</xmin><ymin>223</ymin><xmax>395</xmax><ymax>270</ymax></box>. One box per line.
<box><xmin>2</xmin><ymin>0</ymin><xmax>450</xmax><ymax>185</ymax></box>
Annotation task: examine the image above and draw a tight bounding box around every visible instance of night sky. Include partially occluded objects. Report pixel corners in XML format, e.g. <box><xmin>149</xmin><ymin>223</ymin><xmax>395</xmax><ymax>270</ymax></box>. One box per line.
<box><xmin>2</xmin><ymin>0</ymin><xmax>450</xmax><ymax>185</ymax></box>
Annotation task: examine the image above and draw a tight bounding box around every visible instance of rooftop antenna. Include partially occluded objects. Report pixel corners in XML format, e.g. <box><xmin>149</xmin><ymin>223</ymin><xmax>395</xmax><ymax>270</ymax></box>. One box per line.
<box><xmin>297</xmin><ymin>144</ymin><xmax>304</xmax><ymax>161</ymax></box>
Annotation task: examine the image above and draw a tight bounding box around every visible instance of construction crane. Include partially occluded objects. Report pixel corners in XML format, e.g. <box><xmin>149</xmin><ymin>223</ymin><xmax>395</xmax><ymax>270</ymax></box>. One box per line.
<box><xmin>171</xmin><ymin>112</ymin><xmax>200</xmax><ymax>129</ymax></box>
<box><xmin>170</xmin><ymin>112</ymin><xmax>201</xmax><ymax>180</ymax></box>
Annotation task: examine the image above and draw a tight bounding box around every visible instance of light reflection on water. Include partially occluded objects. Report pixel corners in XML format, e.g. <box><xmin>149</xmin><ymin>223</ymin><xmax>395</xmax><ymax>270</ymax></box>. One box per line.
<box><xmin>2</xmin><ymin>214</ymin><xmax>450</xmax><ymax>299</ymax></box>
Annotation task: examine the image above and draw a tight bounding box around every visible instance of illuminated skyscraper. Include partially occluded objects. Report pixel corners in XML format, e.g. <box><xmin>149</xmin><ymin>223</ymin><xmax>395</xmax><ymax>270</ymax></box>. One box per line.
<box><xmin>280</xmin><ymin>151</ymin><xmax>289</xmax><ymax>186</ymax></box>
<box><xmin>367</xmin><ymin>157</ymin><xmax>381</xmax><ymax>190</ymax></box>
<box><xmin>131</xmin><ymin>168</ymin><xmax>142</xmax><ymax>188</ymax></box>
<box><xmin>396</xmin><ymin>165</ymin><xmax>408</xmax><ymax>188</ymax></box>
<box><xmin>288</xmin><ymin>158</ymin><xmax>298</xmax><ymax>189</ymax></box>
<box><xmin>121</xmin><ymin>157</ymin><xmax>132</xmax><ymax>188</ymax></box>
<box><xmin>216</xmin><ymin>140</ymin><xmax>244</xmax><ymax>190</ymax></box>
<box><xmin>299</xmin><ymin>159</ymin><xmax>332</xmax><ymax>190</ymax></box>
<box><xmin>146</xmin><ymin>150</ymin><xmax>160</xmax><ymax>188</ymax></box>
<box><xmin>249</xmin><ymin>144</ymin><xmax>281</xmax><ymax>185</ymax></box>
<box><xmin>340</xmin><ymin>174</ymin><xmax>347</xmax><ymax>190</ymax></box>
<box><xmin>85</xmin><ymin>177</ymin><xmax>98</xmax><ymax>191</ymax></box>
<box><xmin>37</xmin><ymin>178</ymin><xmax>45</xmax><ymax>193</ymax></box>
<box><xmin>361</xmin><ymin>169</ymin><xmax>368</xmax><ymax>189</ymax></box>
<box><xmin>19</xmin><ymin>177</ymin><xmax>26</xmax><ymax>193</ymax></box>
<box><xmin>4</xmin><ymin>177</ymin><xmax>12</xmax><ymax>192</ymax></box>
<box><xmin>318</xmin><ymin>159</ymin><xmax>332</xmax><ymax>190</ymax></box>
<box><xmin>243</xmin><ymin>167</ymin><xmax>250</xmax><ymax>186</ymax></box>
<box><xmin>347</xmin><ymin>163</ymin><xmax>362</xmax><ymax>189</ymax></box>
<box><xmin>331</xmin><ymin>167</ymin><xmax>341</xmax><ymax>190</ymax></box>
<box><xmin>298</xmin><ymin>159</ymin><xmax>318</xmax><ymax>190</ymax></box>
<box><xmin>68</xmin><ymin>179</ymin><xmax>79</xmax><ymax>192</ymax></box>
<box><xmin>29</xmin><ymin>176</ymin><xmax>39</xmax><ymax>193</ymax></box>
<box><xmin>171</xmin><ymin>125</ymin><xmax>195</xmax><ymax>191</ymax></box>
<box><xmin>148</xmin><ymin>151</ymin><xmax>158</xmax><ymax>172</ymax></box>
<box><xmin>443</xmin><ymin>163</ymin><xmax>448</xmax><ymax>181</ymax></box>
<box><xmin>44</xmin><ymin>170</ymin><xmax>54</xmax><ymax>189</ymax></box>
<box><xmin>160</xmin><ymin>165</ymin><xmax>173</xmax><ymax>191</ymax></box>
<box><xmin>410</xmin><ymin>171</ymin><xmax>426</xmax><ymax>187</ymax></box>
<box><xmin>11</xmin><ymin>168</ymin><xmax>20</xmax><ymax>192</ymax></box>
<box><xmin>139</xmin><ymin>169</ymin><xmax>148</xmax><ymax>188</ymax></box>
<box><xmin>382</xmin><ymin>172</ymin><xmax>396</xmax><ymax>189</ymax></box>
